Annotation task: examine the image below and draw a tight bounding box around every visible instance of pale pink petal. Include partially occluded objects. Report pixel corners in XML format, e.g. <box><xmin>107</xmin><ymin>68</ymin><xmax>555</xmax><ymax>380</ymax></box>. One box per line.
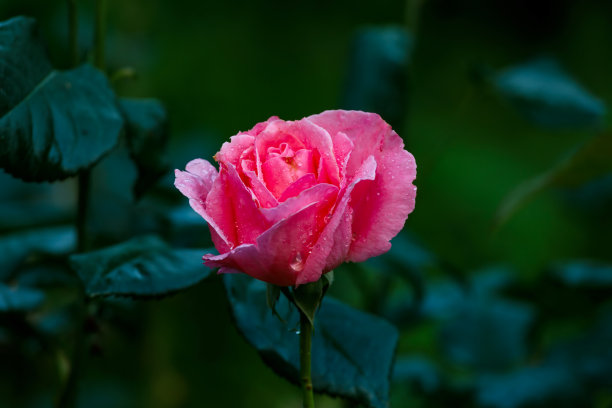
<box><xmin>205</xmin><ymin>163</ymin><xmax>270</xmax><ymax>247</ymax></box>
<box><xmin>348</xmin><ymin>135</ymin><xmax>417</xmax><ymax>262</ymax></box>
<box><xmin>215</xmin><ymin>135</ymin><xmax>255</xmax><ymax>167</ymax></box>
<box><xmin>297</xmin><ymin>155</ymin><xmax>377</xmax><ymax>285</ymax></box>
<box><xmin>174</xmin><ymin>159</ymin><xmax>217</xmax><ymax>200</ymax></box>
<box><xmin>261</xmin><ymin>183</ymin><xmax>338</xmax><ymax>225</ymax></box>
<box><xmin>175</xmin><ymin>160</ymin><xmax>232</xmax><ymax>251</ymax></box>
<box><xmin>308</xmin><ymin>110</ymin><xmax>389</xmax><ymax>178</ymax></box>
<box><xmin>279</xmin><ymin>173</ymin><xmax>317</xmax><ymax>202</ymax></box>
<box><xmin>205</xmin><ymin>200</ymin><xmax>334</xmax><ymax>286</ymax></box>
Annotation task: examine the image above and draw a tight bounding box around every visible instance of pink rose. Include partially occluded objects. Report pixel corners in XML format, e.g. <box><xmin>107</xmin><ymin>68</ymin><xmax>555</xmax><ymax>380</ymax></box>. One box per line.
<box><xmin>175</xmin><ymin>110</ymin><xmax>416</xmax><ymax>286</ymax></box>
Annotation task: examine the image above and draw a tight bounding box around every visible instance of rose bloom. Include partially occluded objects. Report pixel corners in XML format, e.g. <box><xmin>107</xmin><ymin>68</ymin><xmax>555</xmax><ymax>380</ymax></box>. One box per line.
<box><xmin>175</xmin><ymin>110</ymin><xmax>416</xmax><ymax>286</ymax></box>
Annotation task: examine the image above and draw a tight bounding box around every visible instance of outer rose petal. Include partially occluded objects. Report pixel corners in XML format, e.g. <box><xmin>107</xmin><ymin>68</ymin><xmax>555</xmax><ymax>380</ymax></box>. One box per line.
<box><xmin>204</xmin><ymin>200</ymin><xmax>334</xmax><ymax>286</ymax></box>
<box><xmin>308</xmin><ymin>110</ymin><xmax>389</xmax><ymax>178</ymax></box>
<box><xmin>309</xmin><ymin>110</ymin><xmax>417</xmax><ymax>262</ymax></box>
<box><xmin>347</xmin><ymin>130</ymin><xmax>416</xmax><ymax>261</ymax></box>
<box><xmin>261</xmin><ymin>183</ymin><xmax>338</xmax><ymax>225</ymax></box>
<box><xmin>205</xmin><ymin>163</ymin><xmax>270</xmax><ymax>247</ymax></box>
<box><xmin>174</xmin><ymin>159</ymin><xmax>232</xmax><ymax>252</ymax></box>
<box><xmin>174</xmin><ymin>159</ymin><xmax>217</xmax><ymax>200</ymax></box>
<box><xmin>297</xmin><ymin>155</ymin><xmax>377</xmax><ymax>285</ymax></box>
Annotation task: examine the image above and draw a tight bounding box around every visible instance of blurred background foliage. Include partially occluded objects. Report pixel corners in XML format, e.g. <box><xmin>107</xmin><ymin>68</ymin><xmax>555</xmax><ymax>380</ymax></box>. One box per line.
<box><xmin>1</xmin><ymin>0</ymin><xmax>611</xmax><ymax>407</ymax></box>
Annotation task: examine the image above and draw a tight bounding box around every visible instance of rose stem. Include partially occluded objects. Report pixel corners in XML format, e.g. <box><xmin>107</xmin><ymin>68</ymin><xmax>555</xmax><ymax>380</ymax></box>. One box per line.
<box><xmin>300</xmin><ymin>311</ymin><xmax>315</xmax><ymax>408</ymax></box>
<box><xmin>57</xmin><ymin>1</ymin><xmax>85</xmax><ymax>407</ymax></box>
<box><xmin>57</xmin><ymin>1</ymin><xmax>108</xmax><ymax>406</ymax></box>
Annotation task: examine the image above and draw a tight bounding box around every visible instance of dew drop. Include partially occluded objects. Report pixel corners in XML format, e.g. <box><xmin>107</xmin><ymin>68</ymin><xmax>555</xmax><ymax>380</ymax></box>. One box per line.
<box><xmin>295</xmin><ymin>330</ymin><xmax>301</xmax><ymax>335</ymax></box>
<box><xmin>290</xmin><ymin>252</ymin><xmax>304</xmax><ymax>272</ymax></box>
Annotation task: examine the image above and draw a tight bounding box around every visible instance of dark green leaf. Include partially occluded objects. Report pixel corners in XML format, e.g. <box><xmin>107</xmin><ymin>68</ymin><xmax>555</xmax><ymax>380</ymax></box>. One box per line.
<box><xmin>495</xmin><ymin>133</ymin><xmax>612</xmax><ymax>227</ymax></box>
<box><xmin>470</xmin><ymin>266</ymin><xmax>514</xmax><ymax>296</ymax></box>
<box><xmin>476</xmin><ymin>309</ymin><xmax>612</xmax><ymax>408</ymax></box>
<box><xmin>420</xmin><ymin>280</ymin><xmax>465</xmax><ymax>320</ymax></box>
<box><xmin>440</xmin><ymin>297</ymin><xmax>534</xmax><ymax>371</ymax></box>
<box><xmin>119</xmin><ymin>98</ymin><xmax>169</xmax><ymax>198</ymax></box>
<box><xmin>0</xmin><ymin>282</ymin><xmax>45</xmax><ymax>312</ymax></box>
<box><xmin>0</xmin><ymin>16</ymin><xmax>123</xmax><ymax>182</ymax></box>
<box><xmin>69</xmin><ymin>235</ymin><xmax>214</xmax><ymax>298</ymax></box>
<box><xmin>476</xmin><ymin>363</ymin><xmax>579</xmax><ymax>408</ymax></box>
<box><xmin>551</xmin><ymin>260</ymin><xmax>612</xmax><ymax>287</ymax></box>
<box><xmin>393</xmin><ymin>356</ymin><xmax>440</xmax><ymax>393</ymax></box>
<box><xmin>293</xmin><ymin>278</ymin><xmax>325</xmax><ymax>326</ymax></box>
<box><xmin>342</xmin><ymin>26</ymin><xmax>412</xmax><ymax>128</ymax></box>
<box><xmin>224</xmin><ymin>274</ymin><xmax>398</xmax><ymax>408</ymax></box>
<box><xmin>494</xmin><ymin>58</ymin><xmax>606</xmax><ymax>128</ymax></box>
<box><xmin>0</xmin><ymin>226</ymin><xmax>76</xmax><ymax>281</ymax></box>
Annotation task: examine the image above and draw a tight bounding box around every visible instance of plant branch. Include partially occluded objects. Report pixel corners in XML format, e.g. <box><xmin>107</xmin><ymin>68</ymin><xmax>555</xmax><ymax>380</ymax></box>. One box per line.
<box><xmin>300</xmin><ymin>311</ymin><xmax>315</xmax><ymax>408</ymax></box>
<box><xmin>67</xmin><ymin>0</ymin><xmax>78</xmax><ymax>66</ymax></box>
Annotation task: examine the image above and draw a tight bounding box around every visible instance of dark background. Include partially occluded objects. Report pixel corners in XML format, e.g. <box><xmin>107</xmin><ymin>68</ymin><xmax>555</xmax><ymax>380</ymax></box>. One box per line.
<box><xmin>1</xmin><ymin>0</ymin><xmax>611</xmax><ymax>407</ymax></box>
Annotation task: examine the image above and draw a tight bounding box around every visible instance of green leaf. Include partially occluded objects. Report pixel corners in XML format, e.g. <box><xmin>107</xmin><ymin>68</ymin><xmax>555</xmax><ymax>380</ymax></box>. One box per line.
<box><xmin>494</xmin><ymin>58</ymin><xmax>606</xmax><ymax>129</ymax></box>
<box><xmin>119</xmin><ymin>98</ymin><xmax>169</xmax><ymax>199</ymax></box>
<box><xmin>476</xmin><ymin>363</ymin><xmax>578</xmax><ymax>408</ymax></box>
<box><xmin>0</xmin><ymin>226</ymin><xmax>76</xmax><ymax>281</ymax></box>
<box><xmin>440</xmin><ymin>297</ymin><xmax>534</xmax><ymax>372</ymax></box>
<box><xmin>69</xmin><ymin>235</ymin><xmax>214</xmax><ymax>298</ymax></box>
<box><xmin>0</xmin><ymin>282</ymin><xmax>45</xmax><ymax>312</ymax></box>
<box><xmin>224</xmin><ymin>274</ymin><xmax>398</xmax><ymax>408</ymax></box>
<box><xmin>0</xmin><ymin>16</ymin><xmax>123</xmax><ymax>182</ymax></box>
<box><xmin>393</xmin><ymin>356</ymin><xmax>440</xmax><ymax>393</ymax></box>
<box><xmin>342</xmin><ymin>26</ymin><xmax>413</xmax><ymax>129</ymax></box>
<box><xmin>551</xmin><ymin>260</ymin><xmax>612</xmax><ymax>288</ymax></box>
<box><xmin>495</xmin><ymin>133</ymin><xmax>612</xmax><ymax>227</ymax></box>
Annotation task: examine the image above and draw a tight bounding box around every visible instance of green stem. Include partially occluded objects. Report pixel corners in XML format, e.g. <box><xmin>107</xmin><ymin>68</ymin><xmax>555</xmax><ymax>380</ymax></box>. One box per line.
<box><xmin>405</xmin><ymin>0</ymin><xmax>425</xmax><ymax>32</ymax></box>
<box><xmin>76</xmin><ymin>170</ymin><xmax>91</xmax><ymax>252</ymax></box>
<box><xmin>94</xmin><ymin>0</ymin><xmax>107</xmax><ymax>70</ymax></box>
<box><xmin>67</xmin><ymin>0</ymin><xmax>78</xmax><ymax>66</ymax></box>
<box><xmin>56</xmin><ymin>297</ymin><xmax>87</xmax><ymax>408</ymax></box>
<box><xmin>299</xmin><ymin>311</ymin><xmax>315</xmax><ymax>408</ymax></box>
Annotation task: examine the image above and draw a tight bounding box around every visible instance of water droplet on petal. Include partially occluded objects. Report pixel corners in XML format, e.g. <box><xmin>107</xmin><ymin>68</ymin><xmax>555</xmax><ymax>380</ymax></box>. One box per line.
<box><xmin>290</xmin><ymin>252</ymin><xmax>304</xmax><ymax>272</ymax></box>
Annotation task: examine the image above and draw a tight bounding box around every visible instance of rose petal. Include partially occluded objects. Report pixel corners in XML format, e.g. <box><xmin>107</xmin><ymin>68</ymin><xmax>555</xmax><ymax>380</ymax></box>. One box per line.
<box><xmin>332</xmin><ymin>131</ymin><xmax>354</xmax><ymax>186</ymax></box>
<box><xmin>241</xmin><ymin>167</ymin><xmax>278</xmax><ymax>208</ymax></box>
<box><xmin>261</xmin><ymin>156</ymin><xmax>298</xmax><ymax>198</ymax></box>
<box><xmin>205</xmin><ymin>163</ymin><xmax>270</xmax><ymax>247</ymax></box>
<box><xmin>174</xmin><ymin>161</ymin><xmax>232</xmax><ymax>253</ymax></box>
<box><xmin>257</xmin><ymin>119</ymin><xmax>340</xmax><ymax>187</ymax></box>
<box><xmin>215</xmin><ymin>135</ymin><xmax>255</xmax><ymax>167</ymax></box>
<box><xmin>348</xmin><ymin>134</ymin><xmax>417</xmax><ymax>262</ymax></box>
<box><xmin>205</xmin><ymin>199</ymin><xmax>334</xmax><ymax>286</ymax></box>
<box><xmin>297</xmin><ymin>155</ymin><xmax>377</xmax><ymax>285</ymax></box>
<box><xmin>261</xmin><ymin>183</ymin><xmax>338</xmax><ymax>225</ymax></box>
<box><xmin>308</xmin><ymin>110</ymin><xmax>389</xmax><ymax>178</ymax></box>
<box><xmin>174</xmin><ymin>159</ymin><xmax>217</xmax><ymax>200</ymax></box>
<box><xmin>279</xmin><ymin>173</ymin><xmax>317</xmax><ymax>202</ymax></box>
<box><xmin>242</xmin><ymin>116</ymin><xmax>279</xmax><ymax>137</ymax></box>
